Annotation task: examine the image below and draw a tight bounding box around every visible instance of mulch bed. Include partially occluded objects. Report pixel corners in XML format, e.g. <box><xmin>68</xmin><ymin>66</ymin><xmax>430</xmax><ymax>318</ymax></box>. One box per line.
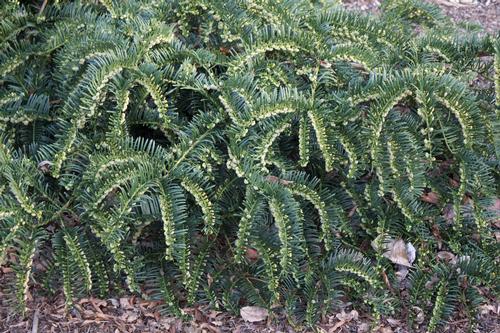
<box><xmin>1</xmin><ymin>267</ymin><xmax>499</xmax><ymax>333</ymax></box>
<box><xmin>1</xmin><ymin>295</ymin><xmax>499</xmax><ymax>332</ymax></box>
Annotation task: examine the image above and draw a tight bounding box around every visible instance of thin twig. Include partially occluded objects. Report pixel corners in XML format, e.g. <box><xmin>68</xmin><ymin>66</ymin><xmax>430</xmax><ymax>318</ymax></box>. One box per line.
<box><xmin>31</xmin><ymin>309</ymin><xmax>40</xmax><ymax>333</ymax></box>
<box><xmin>449</xmin><ymin>318</ymin><xmax>470</xmax><ymax>325</ymax></box>
<box><xmin>38</xmin><ymin>0</ymin><xmax>48</xmax><ymax>16</ymax></box>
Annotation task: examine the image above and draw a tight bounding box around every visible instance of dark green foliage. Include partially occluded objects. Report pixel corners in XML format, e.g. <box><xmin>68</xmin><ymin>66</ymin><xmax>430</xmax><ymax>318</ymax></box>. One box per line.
<box><xmin>0</xmin><ymin>0</ymin><xmax>499</xmax><ymax>330</ymax></box>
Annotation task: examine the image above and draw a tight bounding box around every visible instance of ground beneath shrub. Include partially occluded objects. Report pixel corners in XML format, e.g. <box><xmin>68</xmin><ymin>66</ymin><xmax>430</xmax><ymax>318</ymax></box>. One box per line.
<box><xmin>1</xmin><ymin>268</ymin><xmax>499</xmax><ymax>332</ymax></box>
<box><xmin>1</xmin><ymin>2</ymin><xmax>499</xmax><ymax>333</ymax></box>
<box><xmin>343</xmin><ymin>0</ymin><xmax>499</xmax><ymax>33</ymax></box>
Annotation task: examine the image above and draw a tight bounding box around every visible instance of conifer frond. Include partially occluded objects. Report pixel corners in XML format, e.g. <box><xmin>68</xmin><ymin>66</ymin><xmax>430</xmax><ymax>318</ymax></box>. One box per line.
<box><xmin>0</xmin><ymin>0</ymin><xmax>498</xmax><ymax>328</ymax></box>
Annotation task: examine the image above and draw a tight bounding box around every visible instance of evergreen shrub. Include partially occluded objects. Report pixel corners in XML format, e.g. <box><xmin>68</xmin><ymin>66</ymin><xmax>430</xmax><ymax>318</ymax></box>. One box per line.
<box><xmin>0</xmin><ymin>0</ymin><xmax>499</xmax><ymax>330</ymax></box>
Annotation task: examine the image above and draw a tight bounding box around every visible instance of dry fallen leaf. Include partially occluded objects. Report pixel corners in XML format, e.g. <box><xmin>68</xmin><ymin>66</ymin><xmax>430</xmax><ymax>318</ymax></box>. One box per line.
<box><xmin>479</xmin><ymin>303</ymin><xmax>499</xmax><ymax>315</ymax></box>
<box><xmin>386</xmin><ymin>318</ymin><xmax>401</xmax><ymax>327</ymax></box>
<box><xmin>425</xmin><ymin>275</ymin><xmax>440</xmax><ymax>290</ymax></box>
<box><xmin>431</xmin><ymin>224</ymin><xmax>443</xmax><ymax>249</ymax></box>
<box><xmin>396</xmin><ymin>266</ymin><xmax>409</xmax><ymax>282</ymax></box>
<box><xmin>199</xmin><ymin>322</ymin><xmax>222</xmax><ymax>333</ymax></box>
<box><xmin>396</xmin><ymin>242</ymin><xmax>415</xmax><ymax>281</ymax></box>
<box><xmin>122</xmin><ymin>311</ymin><xmax>139</xmax><ymax>323</ymax></box>
<box><xmin>329</xmin><ymin>310</ymin><xmax>359</xmax><ymax>332</ymax></box>
<box><xmin>412</xmin><ymin>306</ymin><xmax>425</xmax><ymax>324</ymax></box>
<box><xmin>240</xmin><ymin>306</ymin><xmax>268</xmax><ymax>322</ymax></box>
<box><xmin>335</xmin><ymin>309</ymin><xmax>358</xmax><ymax>322</ymax></box>
<box><xmin>379</xmin><ymin>326</ymin><xmax>393</xmax><ymax>333</ymax></box>
<box><xmin>38</xmin><ymin>160</ymin><xmax>53</xmax><ymax>173</ymax></box>
<box><xmin>443</xmin><ymin>204</ymin><xmax>456</xmax><ymax>224</ymax></box>
<box><xmin>406</xmin><ymin>242</ymin><xmax>416</xmax><ymax>264</ymax></box>
<box><xmin>109</xmin><ymin>298</ymin><xmax>119</xmax><ymax>307</ymax></box>
<box><xmin>381</xmin><ymin>270</ymin><xmax>394</xmax><ymax>290</ymax></box>
<box><xmin>383</xmin><ymin>239</ymin><xmax>414</xmax><ymax>267</ymax></box>
<box><xmin>244</xmin><ymin>247</ymin><xmax>260</xmax><ymax>261</ymax></box>
<box><xmin>119</xmin><ymin>297</ymin><xmax>133</xmax><ymax>310</ymax></box>
<box><xmin>1</xmin><ymin>266</ymin><xmax>14</xmax><ymax>274</ymax></box>
<box><xmin>449</xmin><ymin>177</ymin><xmax>460</xmax><ymax>188</ymax></box>
<box><xmin>207</xmin><ymin>273</ymin><xmax>214</xmax><ymax>286</ymax></box>
<box><xmin>421</xmin><ymin>191</ymin><xmax>439</xmax><ymax>204</ymax></box>
<box><xmin>265</xmin><ymin>175</ymin><xmax>293</xmax><ymax>185</ymax></box>
<box><xmin>372</xmin><ymin>237</ymin><xmax>416</xmax><ymax>280</ymax></box>
<box><xmin>437</xmin><ymin>251</ymin><xmax>456</xmax><ymax>264</ymax></box>
<box><xmin>330</xmin><ymin>320</ymin><xmax>347</xmax><ymax>332</ymax></box>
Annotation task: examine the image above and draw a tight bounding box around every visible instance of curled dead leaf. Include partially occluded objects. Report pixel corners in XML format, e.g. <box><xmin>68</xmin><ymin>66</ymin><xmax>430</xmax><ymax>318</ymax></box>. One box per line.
<box><xmin>412</xmin><ymin>306</ymin><xmax>425</xmax><ymax>324</ymax></box>
<box><xmin>38</xmin><ymin>160</ymin><xmax>53</xmax><ymax>173</ymax></box>
<box><xmin>240</xmin><ymin>306</ymin><xmax>268</xmax><ymax>322</ymax></box>
<box><xmin>384</xmin><ymin>239</ymin><xmax>415</xmax><ymax>267</ymax></box>
<box><xmin>372</xmin><ymin>237</ymin><xmax>416</xmax><ymax>269</ymax></box>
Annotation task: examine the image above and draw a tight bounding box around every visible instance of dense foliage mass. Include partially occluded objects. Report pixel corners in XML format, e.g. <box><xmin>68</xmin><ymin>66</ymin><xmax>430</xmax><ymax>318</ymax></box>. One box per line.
<box><xmin>0</xmin><ymin>0</ymin><xmax>499</xmax><ymax>330</ymax></box>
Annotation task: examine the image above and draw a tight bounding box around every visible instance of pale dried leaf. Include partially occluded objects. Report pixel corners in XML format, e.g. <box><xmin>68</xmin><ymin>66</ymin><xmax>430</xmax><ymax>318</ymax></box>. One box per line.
<box><xmin>386</xmin><ymin>318</ymin><xmax>401</xmax><ymax>327</ymax></box>
<box><xmin>414</xmin><ymin>307</ymin><xmax>425</xmax><ymax>324</ymax></box>
<box><xmin>123</xmin><ymin>311</ymin><xmax>139</xmax><ymax>323</ymax></box>
<box><xmin>119</xmin><ymin>298</ymin><xmax>133</xmax><ymax>309</ymax></box>
<box><xmin>406</xmin><ymin>242</ymin><xmax>416</xmax><ymax>265</ymax></box>
<box><xmin>479</xmin><ymin>304</ymin><xmax>496</xmax><ymax>315</ymax></box>
<box><xmin>437</xmin><ymin>251</ymin><xmax>456</xmax><ymax>264</ymax></box>
<box><xmin>335</xmin><ymin>309</ymin><xmax>358</xmax><ymax>322</ymax></box>
<box><xmin>384</xmin><ymin>239</ymin><xmax>412</xmax><ymax>267</ymax></box>
<box><xmin>109</xmin><ymin>298</ymin><xmax>119</xmax><ymax>307</ymax></box>
<box><xmin>38</xmin><ymin>160</ymin><xmax>53</xmax><ymax>173</ymax></box>
<box><xmin>240</xmin><ymin>306</ymin><xmax>268</xmax><ymax>322</ymax></box>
